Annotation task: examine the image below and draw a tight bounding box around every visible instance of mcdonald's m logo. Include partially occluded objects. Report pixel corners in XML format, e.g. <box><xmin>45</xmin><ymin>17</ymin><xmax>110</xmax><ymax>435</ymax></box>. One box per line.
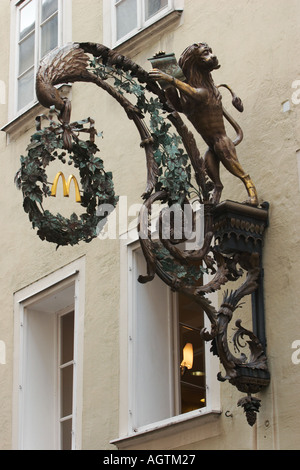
<box><xmin>51</xmin><ymin>172</ymin><xmax>81</xmax><ymax>202</ymax></box>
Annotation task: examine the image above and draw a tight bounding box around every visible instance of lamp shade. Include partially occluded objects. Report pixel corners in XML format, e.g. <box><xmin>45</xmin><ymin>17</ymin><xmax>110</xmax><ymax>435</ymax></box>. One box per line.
<box><xmin>181</xmin><ymin>343</ymin><xmax>193</xmax><ymax>370</ymax></box>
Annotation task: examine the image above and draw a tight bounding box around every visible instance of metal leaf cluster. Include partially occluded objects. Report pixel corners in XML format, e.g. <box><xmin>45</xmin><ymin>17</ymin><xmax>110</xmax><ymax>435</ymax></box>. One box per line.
<box><xmin>90</xmin><ymin>60</ymin><xmax>193</xmax><ymax>204</ymax></box>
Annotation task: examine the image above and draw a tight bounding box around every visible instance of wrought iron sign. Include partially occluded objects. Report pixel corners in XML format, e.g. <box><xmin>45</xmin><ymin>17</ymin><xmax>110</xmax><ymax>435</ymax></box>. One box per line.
<box><xmin>15</xmin><ymin>42</ymin><xmax>270</xmax><ymax>426</ymax></box>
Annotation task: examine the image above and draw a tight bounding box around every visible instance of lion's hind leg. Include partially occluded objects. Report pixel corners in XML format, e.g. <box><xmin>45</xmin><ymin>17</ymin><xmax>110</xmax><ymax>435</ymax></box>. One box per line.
<box><xmin>204</xmin><ymin>148</ymin><xmax>224</xmax><ymax>204</ymax></box>
<box><xmin>214</xmin><ymin>136</ymin><xmax>258</xmax><ymax>206</ymax></box>
<box><xmin>240</xmin><ymin>174</ymin><xmax>258</xmax><ymax>206</ymax></box>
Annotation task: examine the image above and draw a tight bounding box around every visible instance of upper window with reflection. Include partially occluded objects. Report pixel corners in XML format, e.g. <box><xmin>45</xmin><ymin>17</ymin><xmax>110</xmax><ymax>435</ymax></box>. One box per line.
<box><xmin>16</xmin><ymin>0</ymin><xmax>60</xmax><ymax>113</ymax></box>
<box><xmin>114</xmin><ymin>0</ymin><xmax>172</xmax><ymax>45</ymax></box>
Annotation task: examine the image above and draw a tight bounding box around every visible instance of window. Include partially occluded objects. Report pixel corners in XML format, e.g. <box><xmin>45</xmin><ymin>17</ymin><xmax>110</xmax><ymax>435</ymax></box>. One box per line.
<box><xmin>9</xmin><ymin>0</ymin><xmax>71</xmax><ymax>119</ymax></box>
<box><xmin>129</xmin><ymin>247</ymin><xmax>208</xmax><ymax>430</ymax></box>
<box><xmin>129</xmin><ymin>247</ymin><xmax>174</xmax><ymax>429</ymax></box>
<box><xmin>21</xmin><ymin>286</ymin><xmax>75</xmax><ymax>449</ymax></box>
<box><xmin>13</xmin><ymin>259</ymin><xmax>85</xmax><ymax>450</ymax></box>
<box><xmin>59</xmin><ymin>310</ymin><xmax>75</xmax><ymax>449</ymax></box>
<box><xmin>115</xmin><ymin>0</ymin><xmax>169</xmax><ymax>43</ymax></box>
<box><xmin>178</xmin><ymin>290</ymin><xmax>206</xmax><ymax>414</ymax></box>
<box><xmin>17</xmin><ymin>0</ymin><xmax>60</xmax><ymax>112</ymax></box>
<box><xmin>108</xmin><ymin>0</ymin><xmax>183</xmax><ymax>47</ymax></box>
<box><xmin>118</xmin><ymin>229</ymin><xmax>220</xmax><ymax>439</ymax></box>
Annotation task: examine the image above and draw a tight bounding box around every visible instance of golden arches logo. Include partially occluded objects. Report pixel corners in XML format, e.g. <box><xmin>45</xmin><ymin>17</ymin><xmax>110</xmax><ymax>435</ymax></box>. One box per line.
<box><xmin>51</xmin><ymin>172</ymin><xmax>81</xmax><ymax>202</ymax></box>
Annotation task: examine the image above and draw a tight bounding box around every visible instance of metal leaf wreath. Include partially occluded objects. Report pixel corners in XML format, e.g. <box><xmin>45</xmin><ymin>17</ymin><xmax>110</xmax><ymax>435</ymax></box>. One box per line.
<box><xmin>15</xmin><ymin>113</ymin><xmax>118</xmax><ymax>247</ymax></box>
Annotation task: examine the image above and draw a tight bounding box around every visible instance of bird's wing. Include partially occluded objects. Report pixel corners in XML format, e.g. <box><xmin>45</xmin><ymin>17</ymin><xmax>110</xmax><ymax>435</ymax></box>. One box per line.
<box><xmin>37</xmin><ymin>43</ymin><xmax>90</xmax><ymax>86</ymax></box>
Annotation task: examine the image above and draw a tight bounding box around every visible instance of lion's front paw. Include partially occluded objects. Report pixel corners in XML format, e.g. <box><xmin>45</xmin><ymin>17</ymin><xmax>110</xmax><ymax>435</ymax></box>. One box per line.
<box><xmin>149</xmin><ymin>68</ymin><xmax>168</xmax><ymax>81</ymax></box>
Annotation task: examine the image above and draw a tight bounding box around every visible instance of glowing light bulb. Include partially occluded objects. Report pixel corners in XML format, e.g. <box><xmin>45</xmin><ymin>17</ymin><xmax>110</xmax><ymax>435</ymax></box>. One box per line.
<box><xmin>181</xmin><ymin>343</ymin><xmax>193</xmax><ymax>370</ymax></box>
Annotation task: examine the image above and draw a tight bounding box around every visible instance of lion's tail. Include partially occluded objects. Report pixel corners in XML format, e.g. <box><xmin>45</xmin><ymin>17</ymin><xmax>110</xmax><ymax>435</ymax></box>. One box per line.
<box><xmin>223</xmin><ymin>107</ymin><xmax>243</xmax><ymax>146</ymax></box>
<box><xmin>218</xmin><ymin>84</ymin><xmax>244</xmax><ymax>146</ymax></box>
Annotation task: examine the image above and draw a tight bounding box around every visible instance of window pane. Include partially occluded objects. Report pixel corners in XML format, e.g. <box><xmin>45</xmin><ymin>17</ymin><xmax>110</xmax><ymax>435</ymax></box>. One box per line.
<box><xmin>61</xmin><ymin>312</ymin><xmax>74</xmax><ymax>365</ymax></box>
<box><xmin>61</xmin><ymin>418</ymin><xmax>72</xmax><ymax>450</ymax></box>
<box><xmin>61</xmin><ymin>364</ymin><xmax>73</xmax><ymax>418</ymax></box>
<box><xmin>180</xmin><ymin>324</ymin><xmax>206</xmax><ymax>413</ymax></box>
<box><xmin>178</xmin><ymin>291</ymin><xmax>204</xmax><ymax>329</ymax></box>
<box><xmin>18</xmin><ymin>67</ymin><xmax>34</xmax><ymax>110</ymax></box>
<box><xmin>41</xmin><ymin>14</ymin><xmax>58</xmax><ymax>58</ymax></box>
<box><xmin>145</xmin><ymin>0</ymin><xmax>168</xmax><ymax>21</ymax></box>
<box><xmin>116</xmin><ymin>0</ymin><xmax>137</xmax><ymax>41</ymax></box>
<box><xmin>19</xmin><ymin>0</ymin><xmax>35</xmax><ymax>40</ymax></box>
<box><xmin>178</xmin><ymin>292</ymin><xmax>206</xmax><ymax>413</ymax></box>
<box><xmin>42</xmin><ymin>0</ymin><xmax>58</xmax><ymax>22</ymax></box>
<box><xmin>19</xmin><ymin>33</ymin><xmax>35</xmax><ymax>75</ymax></box>
<box><xmin>133</xmin><ymin>249</ymin><xmax>174</xmax><ymax>428</ymax></box>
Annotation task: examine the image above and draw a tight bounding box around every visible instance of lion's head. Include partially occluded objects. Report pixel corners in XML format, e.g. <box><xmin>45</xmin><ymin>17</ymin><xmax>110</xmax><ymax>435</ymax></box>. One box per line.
<box><xmin>178</xmin><ymin>43</ymin><xmax>220</xmax><ymax>80</ymax></box>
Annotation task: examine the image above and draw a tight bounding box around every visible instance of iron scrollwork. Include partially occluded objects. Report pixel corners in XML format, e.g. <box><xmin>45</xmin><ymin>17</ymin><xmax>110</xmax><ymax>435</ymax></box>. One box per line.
<box><xmin>31</xmin><ymin>41</ymin><xmax>270</xmax><ymax>425</ymax></box>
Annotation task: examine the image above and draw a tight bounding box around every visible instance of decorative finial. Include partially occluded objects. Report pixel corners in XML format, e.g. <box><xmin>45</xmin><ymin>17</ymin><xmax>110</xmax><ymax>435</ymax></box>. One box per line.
<box><xmin>153</xmin><ymin>51</ymin><xmax>166</xmax><ymax>57</ymax></box>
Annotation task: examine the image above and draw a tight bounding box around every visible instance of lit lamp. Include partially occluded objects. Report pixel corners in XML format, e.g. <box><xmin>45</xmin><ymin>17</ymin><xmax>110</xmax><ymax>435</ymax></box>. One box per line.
<box><xmin>180</xmin><ymin>343</ymin><xmax>193</xmax><ymax>376</ymax></box>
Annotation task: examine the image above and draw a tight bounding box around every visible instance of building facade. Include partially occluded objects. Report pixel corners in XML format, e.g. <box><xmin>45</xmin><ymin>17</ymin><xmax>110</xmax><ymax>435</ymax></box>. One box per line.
<box><xmin>0</xmin><ymin>0</ymin><xmax>300</xmax><ymax>450</ymax></box>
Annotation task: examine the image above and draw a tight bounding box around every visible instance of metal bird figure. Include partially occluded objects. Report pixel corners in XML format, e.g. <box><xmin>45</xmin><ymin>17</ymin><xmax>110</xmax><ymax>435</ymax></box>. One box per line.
<box><xmin>36</xmin><ymin>43</ymin><xmax>143</xmax><ymax>149</ymax></box>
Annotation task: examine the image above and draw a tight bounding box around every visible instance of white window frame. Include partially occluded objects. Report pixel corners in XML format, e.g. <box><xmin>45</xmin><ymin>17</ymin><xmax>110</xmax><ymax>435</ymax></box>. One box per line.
<box><xmin>57</xmin><ymin>308</ymin><xmax>76</xmax><ymax>449</ymax></box>
<box><xmin>12</xmin><ymin>257</ymin><xmax>85</xmax><ymax>450</ymax></box>
<box><xmin>103</xmin><ymin>0</ymin><xmax>184</xmax><ymax>49</ymax></box>
<box><xmin>116</xmin><ymin>220</ymin><xmax>220</xmax><ymax>442</ymax></box>
<box><xmin>8</xmin><ymin>0</ymin><xmax>72</xmax><ymax>121</ymax></box>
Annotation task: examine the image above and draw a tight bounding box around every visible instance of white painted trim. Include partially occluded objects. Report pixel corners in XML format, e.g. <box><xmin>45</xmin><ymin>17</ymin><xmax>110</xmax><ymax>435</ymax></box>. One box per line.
<box><xmin>202</xmin><ymin>275</ymin><xmax>221</xmax><ymax>412</ymax></box>
<box><xmin>12</xmin><ymin>257</ymin><xmax>85</xmax><ymax>450</ymax></box>
<box><xmin>102</xmin><ymin>0</ymin><xmax>113</xmax><ymax>48</ymax></box>
<box><xmin>111</xmin><ymin>409</ymin><xmax>221</xmax><ymax>449</ymax></box>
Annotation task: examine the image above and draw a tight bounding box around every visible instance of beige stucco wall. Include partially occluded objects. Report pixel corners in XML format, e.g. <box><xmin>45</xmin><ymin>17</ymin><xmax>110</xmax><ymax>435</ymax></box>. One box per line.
<box><xmin>0</xmin><ymin>0</ymin><xmax>300</xmax><ymax>450</ymax></box>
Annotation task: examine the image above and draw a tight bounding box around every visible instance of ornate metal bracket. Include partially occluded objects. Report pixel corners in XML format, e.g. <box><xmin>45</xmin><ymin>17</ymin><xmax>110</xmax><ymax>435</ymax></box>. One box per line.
<box><xmin>28</xmin><ymin>41</ymin><xmax>270</xmax><ymax>426</ymax></box>
<box><xmin>210</xmin><ymin>200</ymin><xmax>270</xmax><ymax>425</ymax></box>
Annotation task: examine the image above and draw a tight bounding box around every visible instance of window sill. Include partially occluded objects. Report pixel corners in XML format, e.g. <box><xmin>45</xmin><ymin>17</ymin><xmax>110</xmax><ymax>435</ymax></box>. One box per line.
<box><xmin>111</xmin><ymin>408</ymin><xmax>222</xmax><ymax>450</ymax></box>
<box><xmin>1</xmin><ymin>84</ymin><xmax>72</xmax><ymax>143</ymax></box>
<box><xmin>113</xmin><ymin>9</ymin><xmax>183</xmax><ymax>58</ymax></box>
